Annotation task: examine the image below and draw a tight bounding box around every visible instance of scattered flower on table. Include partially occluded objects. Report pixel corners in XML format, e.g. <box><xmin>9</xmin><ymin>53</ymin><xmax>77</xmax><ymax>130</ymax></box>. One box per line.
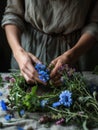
<box><xmin>38</xmin><ymin>115</ymin><xmax>52</xmax><ymax>124</ymax></box>
<box><xmin>56</xmin><ymin>118</ymin><xmax>65</xmax><ymax>125</ymax></box>
<box><xmin>40</xmin><ymin>100</ymin><xmax>48</xmax><ymax>107</ymax></box>
<box><xmin>0</xmin><ymin>100</ymin><xmax>8</xmax><ymax>111</ymax></box>
<box><xmin>4</xmin><ymin>114</ymin><xmax>12</xmax><ymax>121</ymax></box>
<box><xmin>20</xmin><ymin>109</ymin><xmax>25</xmax><ymax>117</ymax></box>
<box><xmin>52</xmin><ymin>90</ymin><xmax>72</xmax><ymax>108</ymax></box>
<box><xmin>17</xmin><ymin>126</ymin><xmax>24</xmax><ymax>130</ymax></box>
<box><xmin>9</xmin><ymin>77</ymin><xmax>16</xmax><ymax>83</ymax></box>
<box><xmin>4</xmin><ymin>76</ymin><xmax>11</xmax><ymax>82</ymax></box>
<box><xmin>59</xmin><ymin>90</ymin><xmax>72</xmax><ymax>107</ymax></box>
<box><xmin>0</xmin><ymin>92</ymin><xmax>3</xmax><ymax>96</ymax></box>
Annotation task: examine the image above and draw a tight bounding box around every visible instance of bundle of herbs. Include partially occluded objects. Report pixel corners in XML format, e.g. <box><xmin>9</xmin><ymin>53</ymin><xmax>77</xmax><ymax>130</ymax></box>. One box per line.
<box><xmin>2</xmin><ymin>64</ymin><xmax>98</xmax><ymax>130</ymax></box>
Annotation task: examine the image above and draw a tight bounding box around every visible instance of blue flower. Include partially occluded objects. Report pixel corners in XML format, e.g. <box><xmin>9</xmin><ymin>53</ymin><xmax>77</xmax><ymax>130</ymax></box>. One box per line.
<box><xmin>40</xmin><ymin>100</ymin><xmax>48</xmax><ymax>107</ymax></box>
<box><xmin>52</xmin><ymin>102</ymin><xmax>61</xmax><ymax>108</ymax></box>
<box><xmin>35</xmin><ymin>63</ymin><xmax>46</xmax><ymax>71</ymax></box>
<box><xmin>0</xmin><ymin>92</ymin><xmax>3</xmax><ymax>96</ymax></box>
<box><xmin>20</xmin><ymin>110</ymin><xmax>25</xmax><ymax>116</ymax></box>
<box><xmin>59</xmin><ymin>90</ymin><xmax>72</xmax><ymax>107</ymax></box>
<box><xmin>17</xmin><ymin>126</ymin><xmax>24</xmax><ymax>130</ymax></box>
<box><xmin>1</xmin><ymin>100</ymin><xmax>8</xmax><ymax>111</ymax></box>
<box><xmin>35</xmin><ymin>63</ymin><xmax>50</xmax><ymax>83</ymax></box>
<box><xmin>5</xmin><ymin>114</ymin><xmax>12</xmax><ymax>121</ymax></box>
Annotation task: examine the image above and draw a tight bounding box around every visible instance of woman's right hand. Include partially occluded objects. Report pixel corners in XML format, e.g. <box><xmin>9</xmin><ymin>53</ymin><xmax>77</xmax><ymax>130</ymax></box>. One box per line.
<box><xmin>14</xmin><ymin>49</ymin><xmax>44</xmax><ymax>84</ymax></box>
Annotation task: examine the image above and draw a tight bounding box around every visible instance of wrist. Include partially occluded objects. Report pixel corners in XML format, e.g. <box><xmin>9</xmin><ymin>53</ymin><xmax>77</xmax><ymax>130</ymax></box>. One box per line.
<box><xmin>63</xmin><ymin>49</ymin><xmax>77</xmax><ymax>64</ymax></box>
<box><xmin>13</xmin><ymin>47</ymin><xmax>25</xmax><ymax>58</ymax></box>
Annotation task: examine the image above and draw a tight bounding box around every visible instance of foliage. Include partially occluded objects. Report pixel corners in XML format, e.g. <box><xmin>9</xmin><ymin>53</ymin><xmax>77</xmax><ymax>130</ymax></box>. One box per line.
<box><xmin>6</xmin><ymin>64</ymin><xmax>98</xmax><ymax>130</ymax></box>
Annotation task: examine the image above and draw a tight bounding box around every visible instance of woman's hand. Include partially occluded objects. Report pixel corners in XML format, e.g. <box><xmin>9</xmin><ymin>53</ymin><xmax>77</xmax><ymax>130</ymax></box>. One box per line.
<box><xmin>48</xmin><ymin>50</ymin><xmax>74</xmax><ymax>86</ymax></box>
<box><xmin>49</xmin><ymin>33</ymin><xmax>97</xmax><ymax>86</ymax></box>
<box><xmin>14</xmin><ymin>49</ymin><xmax>45</xmax><ymax>84</ymax></box>
<box><xmin>49</xmin><ymin>50</ymin><xmax>73</xmax><ymax>77</ymax></box>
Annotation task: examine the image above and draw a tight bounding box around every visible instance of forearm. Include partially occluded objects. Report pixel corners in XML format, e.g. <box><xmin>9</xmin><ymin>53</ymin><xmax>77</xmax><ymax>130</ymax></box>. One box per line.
<box><xmin>4</xmin><ymin>25</ymin><xmax>24</xmax><ymax>57</ymax></box>
<box><xmin>65</xmin><ymin>32</ymin><xmax>97</xmax><ymax>63</ymax></box>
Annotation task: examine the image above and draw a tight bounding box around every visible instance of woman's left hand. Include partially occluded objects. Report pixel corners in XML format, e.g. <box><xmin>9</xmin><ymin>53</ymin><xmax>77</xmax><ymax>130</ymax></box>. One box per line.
<box><xmin>48</xmin><ymin>50</ymin><xmax>74</xmax><ymax>86</ymax></box>
<box><xmin>49</xmin><ymin>52</ymin><xmax>71</xmax><ymax>76</ymax></box>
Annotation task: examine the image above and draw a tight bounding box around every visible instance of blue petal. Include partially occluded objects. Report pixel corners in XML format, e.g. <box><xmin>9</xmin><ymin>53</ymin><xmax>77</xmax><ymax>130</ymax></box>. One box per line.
<box><xmin>59</xmin><ymin>90</ymin><xmax>72</xmax><ymax>107</ymax></box>
<box><xmin>1</xmin><ymin>100</ymin><xmax>8</xmax><ymax>111</ymax></box>
<box><xmin>5</xmin><ymin>114</ymin><xmax>12</xmax><ymax>121</ymax></box>
<box><xmin>20</xmin><ymin>110</ymin><xmax>25</xmax><ymax>116</ymax></box>
<box><xmin>52</xmin><ymin>102</ymin><xmax>61</xmax><ymax>108</ymax></box>
<box><xmin>0</xmin><ymin>92</ymin><xmax>3</xmax><ymax>96</ymax></box>
<box><xmin>40</xmin><ymin>100</ymin><xmax>48</xmax><ymax>107</ymax></box>
<box><xmin>17</xmin><ymin>126</ymin><xmax>24</xmax><ymax>130</ymax></box>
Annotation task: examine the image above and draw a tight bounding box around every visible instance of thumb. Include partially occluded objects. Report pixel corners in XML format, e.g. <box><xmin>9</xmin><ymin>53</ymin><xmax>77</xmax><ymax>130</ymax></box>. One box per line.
<box><xmin>50</xmin><ymin>65</ymin><xmax>60</xmax><ymax>77</ymax></box>
<box><xmin>29</xmin><ymin>53</ymin><xmax>42</xmax><ymax>64</ymax></box>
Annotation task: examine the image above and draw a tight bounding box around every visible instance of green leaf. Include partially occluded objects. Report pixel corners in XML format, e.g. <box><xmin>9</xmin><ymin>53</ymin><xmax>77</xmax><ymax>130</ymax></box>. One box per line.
<box><xmin>31</xmin><ymin>86</ymin><xmax>37</xmax><ymax>96</ymax></box>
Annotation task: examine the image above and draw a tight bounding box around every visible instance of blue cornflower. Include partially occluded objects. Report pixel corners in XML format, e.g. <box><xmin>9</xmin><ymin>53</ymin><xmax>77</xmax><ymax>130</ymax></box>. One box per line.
<box><xmin>59</xmin><ymin>90</ymin><xmax>72</xmax><ymax>107</ymax></box>
<box><xmin>35</xmin><ymin>63</ymin><xmax>50</xmax><ymax>83</ymax></box>
<box><xmin>17</xmin><ymin>126</ymin><xmax>24</xmax><ymax>130</ymax></box>
<box><xmin>38</xmin><ymin>70</ymin><xmax>47</xmax><ymax>75</ymax></box>
<box><xmin>52</xmin><ymin>101</ymin><xmax>61</xmax><ymax>108</ymax></box>
<box><xmin>0</xmin><ymin>92</ymin><xmax>3</xmax><ymax>96</ymax></box>
<box><xmin>40</xmin><ymin>100</ymin><xmax>48</xmax><ymax>107</ymax></box>
<box><xmin>39</xmin><ymin>74</ymin><xmax>49</xmax><ymax>83</ymax></box>
<box><xmin>1</xmin><ymin>100</ymin><xmax>8</xmax><ymax>111</ymax></box>
<box><xmin>35</xmin><ymin>63</ymin><xmax>46</xmax><ymax>71</ymax></box>
<box><xmin>20</xmin><ymin>110</ymin><xmax>25</xmax><ymax>116</ymax></box>
<box><xmin>5</xmin><ymin>114</ymin><xmax>12</xmax><ymax>121</ymax></box>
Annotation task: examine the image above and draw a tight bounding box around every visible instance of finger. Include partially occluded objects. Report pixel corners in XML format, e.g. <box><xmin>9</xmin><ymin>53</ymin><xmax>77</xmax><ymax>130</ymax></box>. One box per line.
<box><xmin>48</xmin><ymin>62</ymin><xmax>55</xmax><ymax>70</ymax></box>
<box><xmin>22</xmin><ymin>71</ymin><xmax>46</xmax><ymax>85</ymax></box>
<box><xmin>21</xmin><ymin>64</ymin><xmax>36</xmax><ymax>79</ymax></box>
<box><xmin>26</xmin><ymin>64</ymin><xmax>47</xmax><ymax>85</ymax></box>
<box><xmin>29</xmin><ymin>53</ymin><xmax>42</xmax><ymax>64</ymax></box>
<box><xmin>35</xmin><ymin>76</ymin><xmax>47</xmax><ymax>85</ymax></box>
<box><xmin>50</xmin><ymin>63</ymin><xmax>62</xmax><ymax>78</ymax></box>
<box><xmin>21</xmin><ymin>71</ymin><xmax>35</xmax><ymax>84</ymax></box>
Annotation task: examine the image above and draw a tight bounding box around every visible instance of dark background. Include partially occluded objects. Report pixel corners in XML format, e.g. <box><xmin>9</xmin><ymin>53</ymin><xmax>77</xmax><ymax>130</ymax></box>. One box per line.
<box><xmin>0</xmin><ymin>0</ymin><xmax>98</xmax><ymax>72</ymax></box>
<box><xmin>0</xmin><ymin>0</ymin><xmax>11</xmax><ymax>72</ymax></box>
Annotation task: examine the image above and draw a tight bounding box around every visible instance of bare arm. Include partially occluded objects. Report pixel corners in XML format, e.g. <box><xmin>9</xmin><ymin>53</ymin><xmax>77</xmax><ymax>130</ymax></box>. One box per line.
<box><xmin>67</xmin><ymin>33</ymin><xmax>96</xmax><ymax>62</ymax></box>
<box><xmin>4</xmin><ymin>25</ymin><xmax>23</xmax><ymax>55</ymax></box>
<box><xmin>4</xmin><ymin>24</ymin><xmax>42</xmax><ymax>84</ymax></box>
<box><xmin>50</xmin><ymin>32</ymin><xmax>97</xmax><ymax>77</ymax></box>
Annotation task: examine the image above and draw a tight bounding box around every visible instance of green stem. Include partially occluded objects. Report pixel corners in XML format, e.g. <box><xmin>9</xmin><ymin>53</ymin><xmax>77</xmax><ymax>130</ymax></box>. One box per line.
<box><xmin>48</xmin><ymin>106</ymin><xmax>88</xmax><ymax>119</ymax></box>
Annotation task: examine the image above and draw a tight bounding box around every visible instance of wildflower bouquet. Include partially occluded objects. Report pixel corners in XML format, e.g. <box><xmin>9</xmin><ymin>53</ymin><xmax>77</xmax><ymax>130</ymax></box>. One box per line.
<box><xmin>2</xmin><ymin>64</ymin><xmax>98</xmax><ymax>130</ymax></box>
